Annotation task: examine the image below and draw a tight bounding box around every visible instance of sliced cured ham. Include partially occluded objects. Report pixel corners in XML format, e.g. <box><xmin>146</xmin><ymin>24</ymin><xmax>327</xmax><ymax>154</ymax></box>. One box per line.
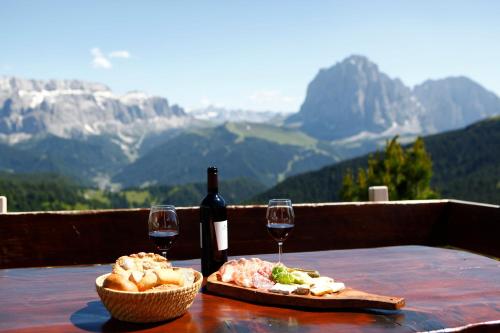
<box><xmin>252</xmin><ymin>272</ymin><xmax>275</xmax><ymax>290</ymax></box>
<box><xmin>219</xmin><ymin>260</ymin><xmax>237</xmax><ymax>282</ymax></box>
<box><xmin>218</xmin><ymin>258</ymin><xmax>275</xmax><ymax>290</ymax></box>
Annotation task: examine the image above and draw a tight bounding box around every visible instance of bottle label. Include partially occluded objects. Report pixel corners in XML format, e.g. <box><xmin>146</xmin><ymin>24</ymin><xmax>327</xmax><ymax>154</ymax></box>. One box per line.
<box><xmin>214</xmin><ymin>220</ymin><xmax>228</xmax><ymax>251</ymax></box>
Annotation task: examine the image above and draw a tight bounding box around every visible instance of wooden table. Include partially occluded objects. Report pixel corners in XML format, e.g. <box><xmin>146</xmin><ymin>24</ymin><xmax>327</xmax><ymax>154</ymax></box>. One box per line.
<box><xmin>1</xmin><ymin>246</ymin><xmax>499</xmax><ymax>332</ymax></box>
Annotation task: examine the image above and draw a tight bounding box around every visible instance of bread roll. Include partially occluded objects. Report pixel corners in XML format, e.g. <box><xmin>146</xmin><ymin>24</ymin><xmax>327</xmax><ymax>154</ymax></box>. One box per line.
<box><xmin>114</xmin><ymin>253</ymin><xmax>171</xmax><ymax>273</ymax></box>
<box><xmin>104</xmin><ymin>253</ymin><xmax>188</xmax><ymax>292</ymax></box>
<box><xmin>103</xmin><ymin>273</ymin><xmax>139</xmax><ymax>292</ymax></box>
<box><xmin>116</xmin><ymin>256</ymin><xmax>141</xmax><ymax>271</ymax></box>
<box><xmin>129</xmin><ymin>270</ymin><xmax>144</xmax><ymax>285</ymax></box>
<box><xmin>176</xmin><ymin>267</ymin><xmax>195</xmax><ymax>285</ymax></box>
<box><xmin>154</xmin><ymin>268</ymin><xmax>184</xmax><ymax>286</ymax></box>
<box><xmin>137</xmin><ymin>270</ymin><xmax>159</xmax><ymax>291</ymax></box>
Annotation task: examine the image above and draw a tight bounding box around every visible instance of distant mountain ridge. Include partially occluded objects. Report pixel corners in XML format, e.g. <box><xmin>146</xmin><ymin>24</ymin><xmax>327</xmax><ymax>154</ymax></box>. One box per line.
<box><xmin>188</xmin><ymin>105</ymin><xmax>285</xmax><ymax>124</ymax></box>
<box><xmin>286</xmin><ymin>55</ymin><xmax>500</xmax><ymax>141</ymax></box>
<box><xmin>0</xmin><ymin>77</ymin><xmax>191</xmax><ymax>151</ymax></box>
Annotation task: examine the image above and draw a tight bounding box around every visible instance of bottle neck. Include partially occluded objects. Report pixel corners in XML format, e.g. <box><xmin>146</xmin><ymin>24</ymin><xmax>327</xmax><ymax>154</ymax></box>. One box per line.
<box><xmin>207</xmin><ymin>172</ymin><xmax>218</xmax><ymax>194</ymax></box>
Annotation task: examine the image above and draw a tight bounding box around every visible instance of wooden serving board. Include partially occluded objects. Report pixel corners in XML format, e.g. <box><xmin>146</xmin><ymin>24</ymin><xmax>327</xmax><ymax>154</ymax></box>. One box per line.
<box><xmin>206</xmin><ymin>272</ymin><xmax>405</xmax><ymax>310</ymax></box>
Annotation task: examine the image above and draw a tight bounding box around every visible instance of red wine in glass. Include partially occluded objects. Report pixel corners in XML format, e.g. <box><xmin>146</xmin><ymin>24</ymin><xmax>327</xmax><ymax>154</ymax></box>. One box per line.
<box><xmin>148</xmin><ymin>205</ymin><xmax>179</xmax><ymax>259</ymax></box>
<box><xmin>267</xmin><ymin>223</ymin><xmax>294</xmax><ymax>242</ymax></box>
<box><xmin>148</xmin><ymin>230</ymin><xmax>179</xmax><ymax>253</ymax></box>
<box><xmin>266</xmin><ymin>199</ymin><xmax>295</xmax><ymax>263</ymax></box>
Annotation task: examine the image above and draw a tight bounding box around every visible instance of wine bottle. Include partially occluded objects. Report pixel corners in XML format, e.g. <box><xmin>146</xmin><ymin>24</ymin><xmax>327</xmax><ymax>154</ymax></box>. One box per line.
<box><xmin>200</xmin><ymin>166</ymin><xmax>228</xmax><ymax>276</ymax></box>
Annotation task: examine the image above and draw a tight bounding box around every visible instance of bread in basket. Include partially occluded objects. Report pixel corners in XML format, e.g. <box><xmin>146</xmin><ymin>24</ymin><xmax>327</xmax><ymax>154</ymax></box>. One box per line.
<box><xmin>95</xmin><ymin>253</ymin><xmax>202</xmax><ymax>323</ymax></box>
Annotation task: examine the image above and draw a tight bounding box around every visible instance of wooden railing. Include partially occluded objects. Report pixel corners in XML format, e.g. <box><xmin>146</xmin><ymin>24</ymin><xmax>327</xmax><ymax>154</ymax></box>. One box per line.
<box><xmin>0</xmin><ymin>200</ymin><xmax>498</xmax><ymax>268</ymax></box>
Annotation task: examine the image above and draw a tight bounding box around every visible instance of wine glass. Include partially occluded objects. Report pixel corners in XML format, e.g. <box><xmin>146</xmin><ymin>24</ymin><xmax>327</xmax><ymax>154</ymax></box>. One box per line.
<box><xmin>266</xmin><ymin>199</ymin><xmax>295</xmax><ymax>263</ymax></box>
<box><xmin>148</xmin><ymin>205</ymin><xmax>179</xmax><ymax>259</ymax></box>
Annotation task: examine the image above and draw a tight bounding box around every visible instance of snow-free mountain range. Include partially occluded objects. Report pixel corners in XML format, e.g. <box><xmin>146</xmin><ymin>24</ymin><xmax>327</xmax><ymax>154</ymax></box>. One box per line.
<box><xmin>1</xmin><ymin>55</ymin><xmax>499</xmax><ymax>189</ymax></box>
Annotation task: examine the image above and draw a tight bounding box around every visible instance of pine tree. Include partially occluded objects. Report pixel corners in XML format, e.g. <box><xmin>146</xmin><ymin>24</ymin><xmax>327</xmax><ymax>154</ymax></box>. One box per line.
<box><xmin>340</xmin><ymin>168</ymin><xmax>358</xmax><ymax>201</ymax></box>
<box><xmin>357</xmin><ymin>168</ymin><xmax>368</xmax><ymax>201</ymax></box>
<box><xmin>340</xmin><ymin>137</ymin><xmax>437</xmax><ymax>201</ymax></box>
<box><xmin>402</xmin><ymin>137</ymin><xmax>437</xmax><ymax>199</ymax></box>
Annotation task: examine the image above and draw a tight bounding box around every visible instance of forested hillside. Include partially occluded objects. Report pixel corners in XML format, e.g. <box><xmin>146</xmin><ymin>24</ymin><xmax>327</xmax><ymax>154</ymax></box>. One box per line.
<box><xmin>251</xmin><ymin>117</ymin><xmax>500</xmax><ymax>205</ymax></box>
<box><xmin>0</xmin><ymin>174</ymin><xmax>265</xmax><ymax>212</ymax></box>
<box><xmin>0</xmin><ymin>173</ymin><xmax>89</xmax><ymax>211</ymax></box>
<box><xmin>426</xmin><ymin>116</ymin><xmax>500</xmax><ymax>203</ymax></box>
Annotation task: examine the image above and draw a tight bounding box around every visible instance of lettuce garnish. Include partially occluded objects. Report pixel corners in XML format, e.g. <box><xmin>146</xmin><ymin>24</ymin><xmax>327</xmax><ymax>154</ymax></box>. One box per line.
<box><xmin>271</xmin><ymin>265</ymin><xmax>295</xmax><ymax>284</ymax></box>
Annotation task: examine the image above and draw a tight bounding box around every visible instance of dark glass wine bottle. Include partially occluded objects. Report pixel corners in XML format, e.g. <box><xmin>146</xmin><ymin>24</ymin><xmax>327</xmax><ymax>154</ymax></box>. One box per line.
<box><xmin>200</xmin><ymin>166</ymin><xmax>228</xmax><ymax>276</ymax></box>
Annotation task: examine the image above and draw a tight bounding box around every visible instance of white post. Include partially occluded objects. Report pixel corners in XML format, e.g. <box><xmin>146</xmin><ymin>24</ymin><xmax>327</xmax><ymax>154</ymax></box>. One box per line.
<box><xmin>369</xmin><ymin>186</ymin><xmax>389</xmax><ymax>202</ymax></box>
<box><xmin>0</xmin><ymin>196</ymin><xmax>6</xmax><ymax>213</ymax></box>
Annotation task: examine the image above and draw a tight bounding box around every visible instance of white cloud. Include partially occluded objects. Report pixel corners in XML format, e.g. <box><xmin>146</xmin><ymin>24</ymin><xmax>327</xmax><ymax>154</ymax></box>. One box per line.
<box><xmin>91</xmin><ymin>48</ymin><xmax>112</xmax><ymax>69</ymax></box>
<box><xmin>109</xmin><ymin>50</ymin><xmax>130</xmax><ymax>59</ymax></box>
<box><xmin>90</xmin><ymin>48</ymin><xmax>131</xmax><ymax>69</ymax></box>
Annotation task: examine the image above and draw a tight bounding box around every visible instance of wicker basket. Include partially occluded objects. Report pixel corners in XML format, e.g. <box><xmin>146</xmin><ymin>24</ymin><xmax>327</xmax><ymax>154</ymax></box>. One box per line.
<box><xmin>95</xmin><ymin>270</ymin><xmax>203</xmax><ymax>323</ymax></box>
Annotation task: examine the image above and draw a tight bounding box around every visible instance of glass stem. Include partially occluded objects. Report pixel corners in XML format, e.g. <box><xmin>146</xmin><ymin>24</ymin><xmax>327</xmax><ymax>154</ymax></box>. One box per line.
<box><xmin>161</xmin><ymin>250</ymin><xmax>167</xmax><ymax>259</ymax></box>
<box><xmin>278</xmin><ymin>242</ymin><xmax>283</xmax><ymax>263</ymax></box>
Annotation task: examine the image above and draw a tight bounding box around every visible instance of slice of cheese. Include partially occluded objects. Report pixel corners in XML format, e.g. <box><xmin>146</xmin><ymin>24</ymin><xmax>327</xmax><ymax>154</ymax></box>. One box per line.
<box><xmin>268</xmin><ymin>283</ymin><xmax>298</xmax><ymax>295</ymax></box>
<box><xmin>310</xmin><ymin>283</ymin><xmax>333</xmax><ymax>296</ymax></box>
<box><xmin>310</xmin><ymin>281</ymin><xmax>345</xmax><ymax>295</ymax></box>
<box><xmin>330</xmin><ymin>282</ymin><xmax>345</xmax><ymax>293</ymax></box>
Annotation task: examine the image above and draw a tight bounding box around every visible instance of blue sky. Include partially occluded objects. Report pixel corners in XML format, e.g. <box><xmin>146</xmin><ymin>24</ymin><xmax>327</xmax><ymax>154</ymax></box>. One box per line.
<box><xmin>1</xmin><ymin>1</ymin><xmax>499</xmax><ymax>112</ymax></box>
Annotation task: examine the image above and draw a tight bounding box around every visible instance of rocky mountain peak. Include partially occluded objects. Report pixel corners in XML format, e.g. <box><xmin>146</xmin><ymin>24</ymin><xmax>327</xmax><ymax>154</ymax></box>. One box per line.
<box><xmin>286</xmin><ymin>55</ymin><xmax>425</xmax><ymax>140</ymax></box>
<box><xmin>414</xmin><ymin>76</ymin><xmax>500</xmax><ymax>132</ymax></box>
<box><xmin>341</xmin><ymin>54</ymin><xmax>378</xmax><ymax>70</ymax></box>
